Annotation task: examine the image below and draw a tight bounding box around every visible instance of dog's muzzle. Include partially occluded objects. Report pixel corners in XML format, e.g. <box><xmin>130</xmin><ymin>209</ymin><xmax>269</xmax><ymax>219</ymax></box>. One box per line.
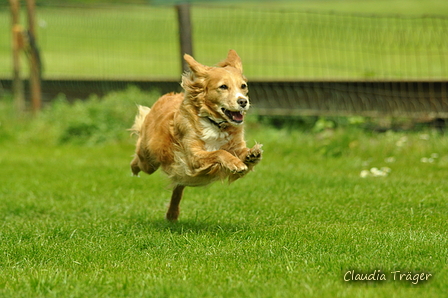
<box><xmin>221</xmin><ymin>108</ymin><xmax>245</xmax><ymax>124</ymax></box>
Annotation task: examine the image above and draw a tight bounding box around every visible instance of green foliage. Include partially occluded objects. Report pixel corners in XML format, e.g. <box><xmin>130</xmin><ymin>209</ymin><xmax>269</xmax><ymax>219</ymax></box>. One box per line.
<box><xmin>1</xmin><ymin>86</ymin><xmax>160</xmax><ymax>145</ymax></box>
<box><xmin>312</xmin><ymin>117</ymin><xmax>336</xmax><ymax>133</ymax></box>
<box><xmin>0</xmin><ymin>95</ymin><xmax>15</xmax><ymax>143</ymax></box>
<box><xmin>258</xmin><ymin>115</ymin><xmax>318</xmax><ymax>131</ymax></box>
<box><xmin>258</xmin><ymin>115</ymin><xmax>369</xmax><ymax>133</ymax></box>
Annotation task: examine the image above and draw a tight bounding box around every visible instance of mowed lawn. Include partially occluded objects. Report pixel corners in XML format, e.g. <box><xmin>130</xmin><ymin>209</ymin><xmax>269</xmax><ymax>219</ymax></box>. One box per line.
<box><xmin>1</xmin><ymin>124</ymin><xmax>447</xmax><ymax>297</ymax></box>
<box><xmin>0</xmin><ymin>0</ymin><xmax>448</xmax><ymax>80</ymax></box>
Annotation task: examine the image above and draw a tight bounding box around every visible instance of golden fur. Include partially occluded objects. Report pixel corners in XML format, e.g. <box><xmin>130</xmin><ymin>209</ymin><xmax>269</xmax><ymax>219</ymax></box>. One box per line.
<box><xmin>130</xmin><ymin>50</ymin><xmax>263</xmax><ymax>221</ymax></box>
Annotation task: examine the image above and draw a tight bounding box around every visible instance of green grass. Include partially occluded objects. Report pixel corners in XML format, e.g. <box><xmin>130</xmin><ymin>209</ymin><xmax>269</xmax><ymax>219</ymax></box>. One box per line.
<box><xmin>0</xmin><ymin>0</ymin><xmax>447</xmax><ymax>80</ymax></box>
<box><xmin>0</xmin><ymin>91</ymin><xmax>447</xmax><ymax>297</ymax></box>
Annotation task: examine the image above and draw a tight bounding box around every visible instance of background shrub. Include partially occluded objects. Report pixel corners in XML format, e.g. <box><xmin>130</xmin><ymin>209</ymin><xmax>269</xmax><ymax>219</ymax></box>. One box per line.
<box><xmin>2</xmin><ymin>86</ymin><xmax>160</xmax><ymax>145</ymax></box>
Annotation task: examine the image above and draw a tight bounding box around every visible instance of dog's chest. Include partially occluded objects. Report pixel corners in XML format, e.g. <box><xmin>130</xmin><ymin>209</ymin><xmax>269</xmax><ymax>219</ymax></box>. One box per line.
<box><xmin>199</xmin><ymin>119</ymin><xmax>231</xmax><ymax>151</ymax></box>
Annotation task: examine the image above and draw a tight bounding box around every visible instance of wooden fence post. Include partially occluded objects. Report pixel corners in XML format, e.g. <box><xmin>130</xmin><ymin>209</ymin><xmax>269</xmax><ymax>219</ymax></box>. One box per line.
<box><xmin>176</xmin><ymin>4</ymin><xmax>194</xmax><ymax>74</ymax></box>
<box><xmin>9</xmin><ymin>0</ymin><xmax>25</xmax><ymax>114</ymax></box>
<box><xmin>26</xmin><ymin>0</ymin><xmax>41</xmax><ymax>113</ymax></box>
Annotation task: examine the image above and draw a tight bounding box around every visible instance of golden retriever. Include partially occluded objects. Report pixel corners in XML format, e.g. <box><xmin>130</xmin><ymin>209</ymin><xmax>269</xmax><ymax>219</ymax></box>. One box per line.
<box><xmin>130</xmin><ymin>50</ymin><xmax>263</xmax><ymax>221</ymax></box>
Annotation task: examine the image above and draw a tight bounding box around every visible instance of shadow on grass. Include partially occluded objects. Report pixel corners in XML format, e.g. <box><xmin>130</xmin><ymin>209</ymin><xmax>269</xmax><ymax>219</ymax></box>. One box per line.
<box><xmin>144</xmin><ymin>218</ymin><xmax>251</xmax><ymax>235</ymax></box>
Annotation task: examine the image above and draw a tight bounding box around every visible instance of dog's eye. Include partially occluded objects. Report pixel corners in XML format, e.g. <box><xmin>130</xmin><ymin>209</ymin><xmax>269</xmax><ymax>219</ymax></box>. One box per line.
<box><xmin>219</xmin><ymin>84</ymin><xmax>228</xmax><ymax>90</ymax></box>
<box><xmin>241</xmin><ymin>83</ymin><xmax>247</xmax><ymax>89</ymax></box>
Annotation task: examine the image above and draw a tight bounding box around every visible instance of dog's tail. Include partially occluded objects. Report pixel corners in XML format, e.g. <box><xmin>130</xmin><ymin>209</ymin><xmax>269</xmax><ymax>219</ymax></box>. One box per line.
<box><xmin>129</xmin><ymin>105</ymin><xmax>151</xmax><ymax>136</ymax></box>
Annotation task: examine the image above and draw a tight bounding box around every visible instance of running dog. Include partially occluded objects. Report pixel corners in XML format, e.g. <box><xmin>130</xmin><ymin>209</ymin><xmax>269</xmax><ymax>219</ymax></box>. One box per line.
<box><xmin>130</xmin><ymin>50</ymin><xmax>263</xmax><ymax>221</ymax></box>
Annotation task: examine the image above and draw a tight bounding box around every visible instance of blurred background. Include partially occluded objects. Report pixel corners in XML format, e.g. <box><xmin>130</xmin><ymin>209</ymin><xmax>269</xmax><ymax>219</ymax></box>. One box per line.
<box><xmin>1</xmin><ymin>0</ymin><xmax>447</xmax><ymax>127</ymax></box>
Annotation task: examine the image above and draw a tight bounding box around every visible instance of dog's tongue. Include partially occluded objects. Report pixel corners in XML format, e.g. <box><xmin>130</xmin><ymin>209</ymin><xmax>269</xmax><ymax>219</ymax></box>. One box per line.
<box><xmin>230</xmin><ymin>111</ymin><xmax>244</xmax><ymax>122</ymax></box>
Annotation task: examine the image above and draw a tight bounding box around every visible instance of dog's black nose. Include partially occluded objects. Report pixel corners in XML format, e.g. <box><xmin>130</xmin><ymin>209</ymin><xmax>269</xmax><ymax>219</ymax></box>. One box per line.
<box><xmin>237</xmin><ymin>98</ymin><xmax>248</xmax><ymax>108</ymax></box>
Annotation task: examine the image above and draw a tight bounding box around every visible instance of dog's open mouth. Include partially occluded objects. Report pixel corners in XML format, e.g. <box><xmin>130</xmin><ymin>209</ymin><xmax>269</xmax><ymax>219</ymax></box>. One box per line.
<box><xmin>222</xmin><ymin>108</ymin><xmax>244</xmax><ymax>124</ymax></box>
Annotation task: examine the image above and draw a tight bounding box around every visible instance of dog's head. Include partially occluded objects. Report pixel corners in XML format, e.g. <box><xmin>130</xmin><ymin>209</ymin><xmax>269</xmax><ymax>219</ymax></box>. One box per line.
<box><xmin>182</xmin><ymin>50</ymin><xmax>249</xmax><ymax>127</ymax></box>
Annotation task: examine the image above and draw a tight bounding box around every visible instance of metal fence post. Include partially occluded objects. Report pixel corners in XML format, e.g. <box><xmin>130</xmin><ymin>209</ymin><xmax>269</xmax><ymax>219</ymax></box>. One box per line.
<box><xmin>176</xmin><ymin>4</ymin><xmax>194</xmax><ymax>74</ymax></box>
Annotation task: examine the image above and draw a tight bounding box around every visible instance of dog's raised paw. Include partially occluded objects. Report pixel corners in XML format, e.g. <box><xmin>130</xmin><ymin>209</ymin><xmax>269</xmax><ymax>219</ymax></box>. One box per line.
<box><xmin>226</xmin><ymin>160</ymin><xmax>248</xmax><ymax>174</ymax></box>
<box><xmin>245</xmin><ymin>144</ymin><xmax>263</xmax><ymax>164</ymax></box>
<box><xmin>232</xmin><ymin>163</ymin><xmax>248</xmax><ymax>174</ymax></box>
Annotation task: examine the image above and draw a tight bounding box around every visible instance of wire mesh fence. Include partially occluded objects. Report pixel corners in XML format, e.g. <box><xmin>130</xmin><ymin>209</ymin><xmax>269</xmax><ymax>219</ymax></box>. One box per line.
<box><xmin>0</xmin><ymin>3</ymin><xmax>447</xmax><ymax>118</ymax></box>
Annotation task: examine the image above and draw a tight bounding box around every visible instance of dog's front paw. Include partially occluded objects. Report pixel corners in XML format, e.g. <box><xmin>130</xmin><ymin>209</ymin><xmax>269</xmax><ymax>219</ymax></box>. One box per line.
<box><xmin>225</xmin><ymin>158</ymin><xmax>248</xmax><ymax>174</ymax></box>
<box><xmin>245</xmin><ymin>144</ymin><xmax>263</xmax><ymax>164</ymax></box>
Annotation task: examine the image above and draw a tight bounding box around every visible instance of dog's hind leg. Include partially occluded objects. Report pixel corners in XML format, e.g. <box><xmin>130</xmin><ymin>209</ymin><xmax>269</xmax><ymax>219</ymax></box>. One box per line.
<box><xmin>166</xmin><ymin>185</ymin><xmax>185</xmax><ymax>222</ymax></box>
<box><xmin>130</xmin><ymin>149</ymin><xmax>160</xmax><ymax>176</ymax></box>
<box><xmin>130</xmin><ymin>155</ymin><xmax>142</xmax><ymax>176</ymax></box>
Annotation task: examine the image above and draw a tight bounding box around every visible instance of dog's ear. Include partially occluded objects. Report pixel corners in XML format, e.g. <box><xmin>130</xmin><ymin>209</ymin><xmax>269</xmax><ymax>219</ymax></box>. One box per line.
<box><xmin>217</xmin><ymin>49</ymin><xmax>243</xmax><ymax>73</ymax></box>
<box><xmin>184</xmin><ymin>54</ymin><xmax>208</xmax><ymax>77</ymax></box>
